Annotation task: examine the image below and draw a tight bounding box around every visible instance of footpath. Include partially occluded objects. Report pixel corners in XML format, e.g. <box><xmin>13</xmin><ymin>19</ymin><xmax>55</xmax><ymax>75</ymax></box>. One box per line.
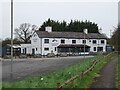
<box><xmin>90</xmin><ymin>58</ymin><xmax>117</xmax><ymax>88</ymax></box>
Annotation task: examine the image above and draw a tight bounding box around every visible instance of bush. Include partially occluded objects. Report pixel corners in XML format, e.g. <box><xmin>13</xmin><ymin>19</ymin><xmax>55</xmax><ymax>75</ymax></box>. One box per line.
<box><xmin>3</xmin><ymin>55</ymin><xmax>11</xmax><ymax>59</ymax></box>
<box><xmin>47</xmin><ymin>53</ymin><xmax>55</xmax><ymax>57</ymax></box>
<box><xmin>19</xmin><ymin>54</ymin><xmax>27</xmax><ymax>58</ymax></box>
<box><xmin>59</xmin><ymin>53</ymin><xmax>67</xmax><ymax>57</ymax></box>
<box><xmin>33</xmin><ymin>54</ymin><xmax>42</xmax><ymax>58</ymax></box>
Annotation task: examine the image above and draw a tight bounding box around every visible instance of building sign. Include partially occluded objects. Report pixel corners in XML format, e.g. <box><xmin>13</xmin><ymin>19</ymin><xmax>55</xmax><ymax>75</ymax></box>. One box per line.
<box><xmin>33</xmin><ymin>38</ymin><xmax>38</xmax><ymax>42</ymax></box>
<box><xmin>51</xmin><ymin>39</ymin><xmax>59</xmax><ymax>46</ymax></box>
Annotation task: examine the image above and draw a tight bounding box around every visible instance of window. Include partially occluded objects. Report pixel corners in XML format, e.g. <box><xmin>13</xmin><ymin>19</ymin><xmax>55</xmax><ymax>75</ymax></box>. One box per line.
<box><xmin>22</xmin><ymin>49</ymin><xmax>24</xmax><ymax>54</ymax></box>
<box><xmin>61</xmin><ymin>40</ymin><xmax>65</xmax><ymax>44</ymax></box>
<box><xmin>97</xmin><ymin>47</ymin><xmax>103</xmax><ymax>52</ymax></box>
<box><xmin>44</xmin><ymin>48</ymin><xmax>49</xmax><ymax>51</ymax></box>
<box><xmin>82</xmin><ymin>40</ymin><xmax>86</xmax><ymax>44</ymax></box>
<box><xmin>101</xmin><ymin>40</ymin><xmax>104</xmax><ymax>44</ymax></box>
<box><xmin>24</xmin><ymin>48</ymin><xmax>26</xmax><ymax>54</ymax></box>
<box><xmin>22</xmin><ymin>48</ymin><xmax>27</xmax><ymax>54</ymax></box>
<box><xmin>93</xmin><ymin>40</ymin><xmax>97</xmax><ymax>44</ymax></box>
<box><xmin>94</xmin><ymin>47</ymin><xmax>96</xmax><ymax>51</ymax></box>
<box><xmin>55</xmin><ymin>47</ymin><xmax>57</xmax><ymax>51</ymax></box>
<box><xmin>36</xmin><ymin>48</ymin><xmax>37</xmax><ymax>51</ymax></box>
<box><xmin>72</xmin><ymin>40</ymin><xmax>76</xmax><ymax>44</ymax></box>
<box><xmin>44</xmin><ymin>39</ymin><xmax>49</xmax><ymax>43</ymax></box>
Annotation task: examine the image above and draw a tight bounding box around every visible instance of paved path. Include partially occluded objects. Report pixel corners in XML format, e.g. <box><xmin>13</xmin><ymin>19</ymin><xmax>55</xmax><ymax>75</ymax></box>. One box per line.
<box><xmin>2</xmin><ymin>56</ymin><xmax>93</xmax><ymax>82</ymax></box>
<box><xmin>91</xmin><ymin>58</ymin><xmax>117</xmax><ymax>88</ymax></box>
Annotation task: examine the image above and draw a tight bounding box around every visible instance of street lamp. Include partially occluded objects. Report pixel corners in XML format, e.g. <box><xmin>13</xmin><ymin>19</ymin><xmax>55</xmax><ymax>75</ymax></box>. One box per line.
<box><xmin>83</xmin><ymin>29</ymin><xmax>88</xmax><ymax>59</ymax></box>
<box><xmin>83</xmin><ymin>30</ymin><xmax>85</xmax><ymax>59</ymax></box>
<box><xmin>10</xmin><ymin>0</ymin><xmax>13</xmax><ymax>80</ymax></box>
<box><xmin>98</xmin><ymin>28</ymin><xmax>102</xmax><ymax>52</ymax></box>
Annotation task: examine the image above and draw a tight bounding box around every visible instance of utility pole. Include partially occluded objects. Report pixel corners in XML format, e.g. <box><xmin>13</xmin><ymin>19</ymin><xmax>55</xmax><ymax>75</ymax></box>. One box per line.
<box><xmin>10</xmin><ymin>0</ymin><xmax>13</xmax><ymax>81</ymax></box>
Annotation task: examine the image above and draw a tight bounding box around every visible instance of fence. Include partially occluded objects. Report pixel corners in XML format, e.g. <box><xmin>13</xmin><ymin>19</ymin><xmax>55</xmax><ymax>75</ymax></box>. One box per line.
<box><xmin>56</xmin><ymin>52</ymin><xmax>113</xmax><ymax>89</ymax></box>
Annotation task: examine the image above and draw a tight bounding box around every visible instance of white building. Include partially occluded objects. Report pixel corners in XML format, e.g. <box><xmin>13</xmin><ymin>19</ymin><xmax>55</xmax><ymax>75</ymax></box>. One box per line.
<box><xmin>21</xmin><ymin>26</ymin><xmax>107</xmax><ymax>55</ymax></box>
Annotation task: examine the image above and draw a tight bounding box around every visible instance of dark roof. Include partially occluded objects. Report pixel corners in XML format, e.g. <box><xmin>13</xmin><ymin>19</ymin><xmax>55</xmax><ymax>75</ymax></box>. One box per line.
<box><xmin>57</xmin><ymin>44</ymin><xmax>90</xmax><ymax>48</ymax></box>
<box><xmin>36</xmin><ymin>31</ymin><xmax>107</xmax><ymax>39</ymax></box>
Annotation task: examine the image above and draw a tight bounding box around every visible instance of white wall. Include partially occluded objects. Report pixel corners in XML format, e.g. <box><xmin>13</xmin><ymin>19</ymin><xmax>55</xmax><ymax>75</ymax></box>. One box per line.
<box><xmin>30</xmin><ymin>33</ymin><xmax>107</xmax><ymax>55</ymax></box>
<box><xmin>87</xmin><ymin>39</ymin><xmax>106</xmax><ymax>52</ymax></box>
<box><xmin>42</xmin><ymin>38</ymin><xmax>60</xmax><ymax>55</ymax></box>
<box><xmin>20</xmin><ymin>44</ymin><xmax>32</xmax><ymax>54</ymax></box>
<box><xmin>31</xmin><ymin>32</ymin><xmax>42</xmax><ymax>54</ymax></box>
<box><xmin>41</xmin><ymin>38</ymin><xmax>107</xmax><ymax>55</ymax></box>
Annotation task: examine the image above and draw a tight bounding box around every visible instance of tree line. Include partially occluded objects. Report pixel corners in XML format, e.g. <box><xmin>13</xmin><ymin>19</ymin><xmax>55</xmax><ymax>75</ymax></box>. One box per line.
<box><xmin>1</xmin><ymin>18</ymin><xmax>120</xmax><ymax>54</ymax></box>
<box><xmin>10</xmin><ymin>18</ymin><xmax>100</xmax><ymax>44</ymax></box>
<box><xmin>110</xmin><ymin>25</ymin><xmax>120</xmax><ymax>54</ymax></box>
<box><xmin>39</xmin><ymin>18</ymin><xmax>99</xmax><ymax>33</ymax></box>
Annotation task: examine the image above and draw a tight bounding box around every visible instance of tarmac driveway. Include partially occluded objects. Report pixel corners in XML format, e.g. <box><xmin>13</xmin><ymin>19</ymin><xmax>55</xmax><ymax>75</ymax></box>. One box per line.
<box><xmin>2</xmin><ymin>56</ymin><xmax>93</xmax><ymax>82</ymax></box>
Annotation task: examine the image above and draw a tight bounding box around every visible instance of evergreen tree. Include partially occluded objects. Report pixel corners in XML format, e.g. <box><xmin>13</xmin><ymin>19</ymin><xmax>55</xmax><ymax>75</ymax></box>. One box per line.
<box><xmin>39</xmin><ymin>18</ymin><xmax>99</xmax><ymax>33</ymax></box>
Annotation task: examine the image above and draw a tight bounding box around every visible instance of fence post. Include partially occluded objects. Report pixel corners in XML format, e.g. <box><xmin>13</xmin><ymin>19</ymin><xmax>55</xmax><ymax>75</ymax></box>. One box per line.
<box><xmin>56</xmin><ymin>83</ymin><xmax>62</xmax><ymax>90</ymax></box>
<box><xmin>80</xmin><ymin>71</ymin><xmax>84</xmax><ymax>80</ymax></box>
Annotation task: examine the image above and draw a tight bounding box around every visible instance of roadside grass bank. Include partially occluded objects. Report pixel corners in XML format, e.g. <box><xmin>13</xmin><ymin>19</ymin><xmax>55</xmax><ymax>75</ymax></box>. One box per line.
<box><xmin>116</xmin><ymin>55</ymin><xmax>120</xmax><ymax>89</ymax></box>
<box><xmin>0</xmin><ymin>82</ymin><xmax>2</xmax><ymax>89</ymax></box>
<box><xmin>64</xmin><ymin>52</ymin><xmax>117</xmax><ymax>88</ymax></box>
<box><xmin>2</xmin><ymin>53</ymin><xmax>116</xmax><ymax>88</ymax></box>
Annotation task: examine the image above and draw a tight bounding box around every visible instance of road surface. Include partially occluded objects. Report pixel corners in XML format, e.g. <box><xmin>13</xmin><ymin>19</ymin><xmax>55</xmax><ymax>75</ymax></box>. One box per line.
<box><xmin>2</xmin><ymin>56</ymin><xmax>93</xmax><ymax>82</ymax></box>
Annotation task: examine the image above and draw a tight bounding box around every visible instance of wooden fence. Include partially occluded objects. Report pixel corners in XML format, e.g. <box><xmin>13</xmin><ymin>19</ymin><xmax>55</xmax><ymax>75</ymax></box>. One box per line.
<box><xmin>56</xmin><ymin>52</ymin><xmax>113</xmax><ymax>89</ymax></box>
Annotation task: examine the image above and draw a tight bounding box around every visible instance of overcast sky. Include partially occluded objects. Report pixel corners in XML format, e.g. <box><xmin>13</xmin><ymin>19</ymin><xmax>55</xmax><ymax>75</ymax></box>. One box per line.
<box><xmin>0</xmin><ymin>0</ymin><xmax>119</xmax><ymax>39</ymax></box>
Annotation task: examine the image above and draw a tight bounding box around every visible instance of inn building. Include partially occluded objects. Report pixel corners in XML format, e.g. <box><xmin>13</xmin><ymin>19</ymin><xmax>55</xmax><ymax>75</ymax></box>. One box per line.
<box><xmin>20</xmin><ymin>26</ymin><xmax>107</xmax><ymax>55</ymax></box>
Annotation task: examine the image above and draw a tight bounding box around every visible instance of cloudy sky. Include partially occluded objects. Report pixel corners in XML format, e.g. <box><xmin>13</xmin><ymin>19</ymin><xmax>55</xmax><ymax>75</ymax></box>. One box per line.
<box><xmin>0</xmin><ymin>0</ymin><xmax>119</xmax><ymax>39</ymax></box>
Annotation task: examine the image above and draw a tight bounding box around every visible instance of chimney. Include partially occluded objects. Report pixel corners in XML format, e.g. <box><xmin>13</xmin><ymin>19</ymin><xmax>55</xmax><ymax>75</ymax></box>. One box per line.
<box><xmin>83</xmin><ymin>29</ymin><xmax>88</xmax><ymax>34</ymax></box>
<box><xmin>45</xmin><ymin>26</ymin><xmax>52</xmax><ymax>32</ymax></box>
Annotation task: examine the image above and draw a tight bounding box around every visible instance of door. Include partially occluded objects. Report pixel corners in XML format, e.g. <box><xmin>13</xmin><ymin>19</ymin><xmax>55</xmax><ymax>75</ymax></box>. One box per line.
<box><xmin>32</xmin><ymin>48</ymin><xmax>35</xmax><ymax>55</ymax></box>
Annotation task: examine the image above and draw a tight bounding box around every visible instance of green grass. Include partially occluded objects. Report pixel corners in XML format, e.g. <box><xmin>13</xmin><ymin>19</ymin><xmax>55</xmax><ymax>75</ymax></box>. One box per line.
<box><xmin>64</xmin><ymin>52</ymin><xmax>117</xmax><ymax>88</ymax></box>
<box><xmin>0</xmin><ymin>82</ymin><xmax>2</xmax><ymax>89</ymax></box>
<box><xmin>116</xmin><ymin>55</ymin><xmax>120</xmax><ymax>89</ymax></box>
<box><xmin>2</xmin><ymin>53</ymin><xmax>116</xmax><ymax>88</ymax></box>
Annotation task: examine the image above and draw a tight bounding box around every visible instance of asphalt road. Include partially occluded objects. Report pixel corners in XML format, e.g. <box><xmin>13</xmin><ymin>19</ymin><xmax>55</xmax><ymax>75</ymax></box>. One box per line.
<box><xmin>2</xmin><ymin>56</ymin><xmax>93</xmax><ymax>82</ymax></box>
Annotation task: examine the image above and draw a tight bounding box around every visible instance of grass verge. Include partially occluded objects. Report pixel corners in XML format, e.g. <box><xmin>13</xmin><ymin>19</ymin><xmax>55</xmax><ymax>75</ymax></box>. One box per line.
<box><xmin>2</xmin><ymin>53</ymin><xmax>116</xmax><ymax>88</ymax></box>
<box><xmin>116</xmin><ymin>54</ymin><xmax>120</xmax><ymax>89</ymax></box>
<box><xmin>64</xmin><ymin>52</ymin><xmax>117</xmax><ymax>88</ymax></box>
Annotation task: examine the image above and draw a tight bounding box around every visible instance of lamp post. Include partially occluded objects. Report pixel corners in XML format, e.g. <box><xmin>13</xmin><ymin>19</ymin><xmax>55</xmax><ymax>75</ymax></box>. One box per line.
<box><xmin>83</xmin><ymin>29</ymin><xmax>88</xmax><ymax>59</ymax></box>
<box><xmin>83</xmin><ymin>30</ymin><xmax>85</xmax><ymax>59</ymax></box>
<box><xmin>10</xmin><ymin>0</ymin><xmax>13</xmax><ymax>80</ymax></box>
<box><xmin>98</xmin><ymin>28</ymin><xmax>102</xmax><ymax>52</ymax></box>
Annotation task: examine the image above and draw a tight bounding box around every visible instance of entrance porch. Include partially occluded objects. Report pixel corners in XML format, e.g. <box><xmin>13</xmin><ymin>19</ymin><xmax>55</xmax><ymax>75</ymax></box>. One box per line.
<box><xmin>57</xmin><ymin>44</ymin><xmax>90</xmax><ymax>55</ymax></box>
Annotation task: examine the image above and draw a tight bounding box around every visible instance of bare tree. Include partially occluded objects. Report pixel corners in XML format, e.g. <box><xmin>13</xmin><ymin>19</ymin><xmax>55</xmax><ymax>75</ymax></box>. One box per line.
<box><xmin>14</xmin><ymin>23</ymin><xmax>38</xmax><ymax>43</ymax></box>
<box><xmin>111</xmin><ymin>25</ymin><xmax>120</xmax><ymax>54</ymax></box>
